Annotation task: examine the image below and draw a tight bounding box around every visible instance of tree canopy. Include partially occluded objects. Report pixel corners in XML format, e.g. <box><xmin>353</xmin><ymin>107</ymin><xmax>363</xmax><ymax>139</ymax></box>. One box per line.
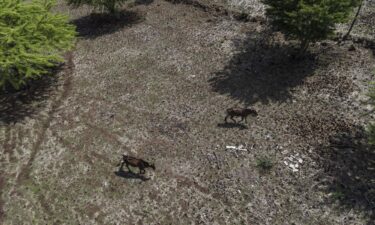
<box><xmin>262</xmin><ymin>0</ymin><xmax>361</xmax><ymax>51</ymax></box>
<box><xmin>0</xmin><ymin>0</ymin><xmax>76</xmax><ymax>90</ymax></box>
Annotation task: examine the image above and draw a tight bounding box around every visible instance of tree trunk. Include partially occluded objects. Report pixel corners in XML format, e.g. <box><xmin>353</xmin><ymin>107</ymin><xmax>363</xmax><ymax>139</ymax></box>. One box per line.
<box><xmin>342</xmin><ymin>0</ymin><xmax>364</xmax><ymax>42</ymax></box>
<box><xmin>299</xmin><ymin>39</ymin><xmax>310</xmax><ymax>55</ymax></box>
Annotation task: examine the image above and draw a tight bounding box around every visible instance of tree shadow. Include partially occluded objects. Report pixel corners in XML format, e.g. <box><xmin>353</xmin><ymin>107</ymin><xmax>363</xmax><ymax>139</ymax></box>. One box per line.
<box><xmin>316</xmin><ymin>128</ymin><xmax>375</xmax><ymax>224</ymax></box>
<box><xmin>209</xmin><ymin>31</ymin><xmax>324</xmax><ymax>105</ymax></box>
<box><xmin>134</xmin><ymin>0</ymin><xmax>154</xmax><ymax>5</ymax></box>
<box><xmin>217</xmin><ymin>122</ymin><xmax>248</xmax><ymax>130</ymax></box>
<box><xmin>0</xmin><ymin>71</ymin><xmax>60</xmax><ymax>125</ymax></box>
<box><xmin>114</xmin><ymin>169</ymin><xmax>150</xmax><ymax>181</ymax></box>
<box><xmin>72</xmin><ymin>10</ymin><xmax>143</xmax><ymax>40</ymax></box>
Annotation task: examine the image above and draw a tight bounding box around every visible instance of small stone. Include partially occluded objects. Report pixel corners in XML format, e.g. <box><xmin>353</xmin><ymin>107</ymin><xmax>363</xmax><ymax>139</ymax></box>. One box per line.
<box><xmin>282</xmin><ymin>150</ymin><xmax>289</xmax><ymax>154</ymax></box>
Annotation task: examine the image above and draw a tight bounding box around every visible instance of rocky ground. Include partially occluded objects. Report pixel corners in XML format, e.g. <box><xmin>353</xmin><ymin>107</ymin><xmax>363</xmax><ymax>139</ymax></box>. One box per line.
<box><xmin>0</xmin><ymin>0</ymin><xmax>374</xmax><ymax>224</ymax></box>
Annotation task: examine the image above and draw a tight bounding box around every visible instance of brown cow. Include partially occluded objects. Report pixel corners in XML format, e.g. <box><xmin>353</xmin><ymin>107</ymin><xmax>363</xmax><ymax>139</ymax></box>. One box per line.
<box><xmin>225</xmin><ymin>107</ymin><xmax>258</xmax><ymax>123</ymax></box>
<box><xmin>118</xmin><ymin>155</ymin><xmax>155</xmax><ymax>174</ymax></box>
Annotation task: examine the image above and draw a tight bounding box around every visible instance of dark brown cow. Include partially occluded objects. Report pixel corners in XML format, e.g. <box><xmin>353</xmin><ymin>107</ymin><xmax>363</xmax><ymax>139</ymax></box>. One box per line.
<box><xmin>118</xmin><ymin>155</ymin><xmax>155</xmax><ymax>174</ymax></box>
<box><xmin>225</xmin><ymin>107</ymin><xmax>258</xmax><ymax>123</ymax></box>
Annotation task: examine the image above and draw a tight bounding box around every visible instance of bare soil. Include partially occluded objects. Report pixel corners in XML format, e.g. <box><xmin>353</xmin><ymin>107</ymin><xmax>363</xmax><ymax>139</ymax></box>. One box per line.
<box><xmin>0</xmin><ymin>0</ymin><xmax>374</xmax><ymax>224</ymax></box>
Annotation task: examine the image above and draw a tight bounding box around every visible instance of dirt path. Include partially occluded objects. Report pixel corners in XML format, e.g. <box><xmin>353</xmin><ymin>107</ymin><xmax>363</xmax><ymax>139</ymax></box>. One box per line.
<box><xmin>0</xmin><ymin>0</ymin><xmax>374</xmax><ymax>224</ymax></box>
<box><xmin>14</xmin><ymin>53</ymin><xmax>75</xmax><ymax>188</ymax></box>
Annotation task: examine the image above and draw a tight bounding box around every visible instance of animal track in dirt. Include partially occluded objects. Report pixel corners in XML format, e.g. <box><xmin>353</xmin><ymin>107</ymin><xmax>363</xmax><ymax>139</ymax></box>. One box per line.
<box><xmin>0</xmin><ymin>175</ymin><xmax>5</xmax><ymax>224</ymax></box>
<box><xmin>14</xmin><ymin>52</ymin><xmax>75</xmax><ymax>187</ymax></box>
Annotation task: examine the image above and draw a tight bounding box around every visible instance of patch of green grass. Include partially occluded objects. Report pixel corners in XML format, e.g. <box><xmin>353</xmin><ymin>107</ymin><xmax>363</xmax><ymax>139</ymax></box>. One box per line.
<box><xmin>331</xmin><ymin>190</ymin><xmax>345</xmax><ymax>200</ymax></box>
<box><xmin>256</xmin><ymin>156</ymin><xmax>274</xmax><ymax>171</ymax></box>
<box><xmin>23</xmin><ymin>179</ymin><xmax>43</xmax><ymax>195</ymax></box>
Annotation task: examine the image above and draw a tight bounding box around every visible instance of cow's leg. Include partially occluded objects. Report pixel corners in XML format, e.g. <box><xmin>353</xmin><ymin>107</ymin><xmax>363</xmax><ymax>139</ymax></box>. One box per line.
<box><xmin>119</xmin><ymin>161</ymin><xmax>125</xmax><ymax>171</ymax></box>
<box><xmin>225</xmin><ymin>115</ymin><xmax>229</xmax><ymax>123</ymax></box>
<box><xmin>126</xmin><ymin>163</ymin><xmax>133</xmax><ymax>173</ymax></box>
<box><xmin>231</xmin><ymin>116</ymin><xmax>237</xmax><ymax>123</ymax></box>
<box><xmin>239</xmin><ymin>116</ymin><xmax>244</xmax><ymax>122</ymax></box>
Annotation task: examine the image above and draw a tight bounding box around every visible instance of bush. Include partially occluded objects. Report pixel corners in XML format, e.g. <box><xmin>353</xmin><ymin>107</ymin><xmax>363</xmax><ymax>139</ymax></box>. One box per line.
<box><xmin>66</xmin><ymin>0</ymin><xmax>129</xmax><ymax>14</ymax></box>
<box><xmin>0</xmin><ymin>0</ymin><xmax>76</xmax><ymax>90</ymax></box>
<box><xmin>262</xmin><ymin>0</ymin><xmax>360</xmax><ymax>52</ymax></box>
<box><xmin>256</xmin><ymin>156</ymin><xmax>274</xmax><ymax>171</ymax></box>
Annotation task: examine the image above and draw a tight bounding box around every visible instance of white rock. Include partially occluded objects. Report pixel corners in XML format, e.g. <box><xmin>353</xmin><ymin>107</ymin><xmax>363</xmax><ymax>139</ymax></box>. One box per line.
<box><xmin>282</xmin><ymin>150</ymin><xmax>289</xmax><ymax>154</ymax></box>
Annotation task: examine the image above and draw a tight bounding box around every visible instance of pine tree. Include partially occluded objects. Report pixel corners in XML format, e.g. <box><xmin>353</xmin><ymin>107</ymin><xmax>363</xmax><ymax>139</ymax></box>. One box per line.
<box><xmin>342</xmin><ymin>0</ymin><xmax>364</xmax><ymax>42</ymax></box>
<box><xmin>0</xmin><ymin>0</ymin><xmax>76</xmax><ymax>90</ymax></box>
<box><xmin>262</xmin><ymin>0</ymin><xmax>361</xmax><ymax>53</ymax></box>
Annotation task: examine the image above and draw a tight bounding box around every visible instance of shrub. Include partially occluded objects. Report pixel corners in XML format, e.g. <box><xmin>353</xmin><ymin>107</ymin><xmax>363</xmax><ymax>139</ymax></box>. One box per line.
<box><xmin>256</xmin><ymin>156</ymin><xmax>274</xmax><ymax>171</ymax></box>
<box><xmin>66</xmin><ymin>0</ymin><xmax>129</xmax><ymax>14</ymax></box>
<box><xmin>331</xmin><ymin>190</ymin><xmax>345</xmax><ymax>200</ymax></box>
<box><xmin>0</xmin><ymin>0</ymin><xmax>76</xmax><ymax>90</ymax></box>
<box><xmin>262</xmin><ymin>0</ymin><xmax>360</xmax><ymax>52</ymax></box>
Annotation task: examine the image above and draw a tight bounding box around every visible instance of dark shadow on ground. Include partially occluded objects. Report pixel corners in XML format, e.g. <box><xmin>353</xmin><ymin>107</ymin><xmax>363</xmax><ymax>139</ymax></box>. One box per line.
<box><xmin>72</xmin><ymin>10</ymin><xmax>143</xmax><ymax>40</ymax></box>
<box><xmin>135</xmin><ymin>0</ymin><xmax>154</xmax><ymax>5</ymax></box>
<box><xmin>209</xmin><ymin>31</ymin><xmax>323</xmax><ymax>105</ymax></box>
<box><xmin>114</xmin><ymin>170</ymin><xmax>150</xmax><ymax>181</ymax></box>
<box><xmin>316</xmin><ymin>128</ymin><xmax>375</xmax><ymax>224</ymax></box>
<box><xmin>0</xmin><ymin>73</ymin><xmax>60</xmax><ymax>125</ymax></box>
<box><xmin>217</xmin><ymin>122</ymin><xmax>248</xmax><ymax>130</ymax></box>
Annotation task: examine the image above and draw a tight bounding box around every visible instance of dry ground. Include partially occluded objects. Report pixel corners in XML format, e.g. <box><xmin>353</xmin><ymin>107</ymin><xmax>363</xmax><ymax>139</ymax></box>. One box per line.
<box><xmin>1</xmin><ymin>0</ymin><xmax>375</xmax><ymax>224</ymax></box>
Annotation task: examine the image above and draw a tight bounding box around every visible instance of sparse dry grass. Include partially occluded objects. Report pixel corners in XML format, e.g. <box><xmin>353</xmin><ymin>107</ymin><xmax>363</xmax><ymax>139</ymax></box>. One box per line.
<box><xmin>0</xmin><ymin>0</ymin><xmax>374</xmax><ymax>224</ymax></box>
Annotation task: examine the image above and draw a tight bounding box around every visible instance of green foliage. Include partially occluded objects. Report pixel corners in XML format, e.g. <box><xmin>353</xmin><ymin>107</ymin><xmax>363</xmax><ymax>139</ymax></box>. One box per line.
<box><xmin>262</xmin><ymin>0</ymin><xmax>360</xmax><ymax>52</ymax></box>
<box><xmin>256</xmin><ymin>156</ymin><xmax>274</xmax><ymax>171</ymax></box>
<box><xmin>0</xmin><ymin>0</ymin><xmax>76</xmax><ymax>90</ymax></box>
<box><xmin>66</xmin><ymin>0</ymin><xmax>128</xmax><ymax>14</ymax></box>
<box><xmin>331</xmin><ymin>190</ymin><xmax>345</xmax><ymax>200</ymax></box>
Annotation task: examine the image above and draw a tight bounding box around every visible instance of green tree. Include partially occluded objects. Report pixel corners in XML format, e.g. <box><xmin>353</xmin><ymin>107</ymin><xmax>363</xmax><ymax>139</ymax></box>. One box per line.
<box><xmin>66</xmin><ymin>0</ymin><xmax>128</xmax><ymax>15</ymax></box>
<box><xmin>342</xmin><ymin>0</ymin><xmax>364</xmax><ymax>42</ymax></box>
<box><xmin>0</xmin><ymin>0</ymin><xmax>76</xmax><ymax>90</ymax></box>
<box><xmin>262</xmin><ymin>0</ymin><xmax>360</xmax><ymax>52</ymax></box>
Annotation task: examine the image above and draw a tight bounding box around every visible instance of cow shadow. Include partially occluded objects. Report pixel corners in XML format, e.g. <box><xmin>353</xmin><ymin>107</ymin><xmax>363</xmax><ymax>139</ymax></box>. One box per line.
<box><xmin>217</xmin><ymin>122</ymin><xmax>248</xmax><ymax>130</ymax></box>
<box><xmin>114</xmin><ymin>169</ymin><xmax>150</xmax><ymax>181</ymax></box>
